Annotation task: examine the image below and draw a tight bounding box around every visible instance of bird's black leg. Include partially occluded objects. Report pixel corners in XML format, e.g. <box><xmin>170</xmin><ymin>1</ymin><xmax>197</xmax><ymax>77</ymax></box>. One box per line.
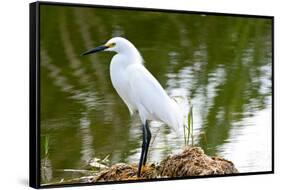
<box><xmin>143</xmin><ymin>120</ymin><xmax>151</xmax><ymax>166</ymax></box>
<box><xmin>138</xmin><ymin>123</ymin><xmax>147</xmax><ymax>177</ymax></box>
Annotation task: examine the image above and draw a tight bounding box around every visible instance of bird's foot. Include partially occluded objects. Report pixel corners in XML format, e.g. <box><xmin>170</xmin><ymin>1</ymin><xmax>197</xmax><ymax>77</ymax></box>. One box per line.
<box><xmin>137</xmin><ymin>164</ymin><xmax>155</xmax><ymax>178</ymax></box>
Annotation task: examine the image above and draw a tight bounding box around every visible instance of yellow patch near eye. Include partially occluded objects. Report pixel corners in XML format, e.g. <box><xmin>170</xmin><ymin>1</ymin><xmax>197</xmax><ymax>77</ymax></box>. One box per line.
<box><xmin>107</xmin><ymin>43</ymin><xmax>115</xmax><ymax>48</ymax></box>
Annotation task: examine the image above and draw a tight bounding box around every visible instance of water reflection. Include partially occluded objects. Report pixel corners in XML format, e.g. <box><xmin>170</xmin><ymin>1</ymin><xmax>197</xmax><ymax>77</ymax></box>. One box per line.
<box><xmin>40</xmin><ymin>5</ymin><xmax>272</xmax><ymax>184</ymax></box>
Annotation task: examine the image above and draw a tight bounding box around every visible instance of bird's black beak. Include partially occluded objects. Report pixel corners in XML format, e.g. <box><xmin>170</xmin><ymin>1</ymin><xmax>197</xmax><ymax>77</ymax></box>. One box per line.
<box><xmin>81</xmin><ymin>45</ymin><xmax>109</xmax><ymax>56</ymax></box>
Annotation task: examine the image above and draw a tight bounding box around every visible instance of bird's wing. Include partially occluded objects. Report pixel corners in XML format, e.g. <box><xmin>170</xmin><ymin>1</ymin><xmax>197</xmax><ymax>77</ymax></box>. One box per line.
<box><xmin>127</xmin><ymin>64</ymin><xmax>183</xmax><ymax>133</ymax></box>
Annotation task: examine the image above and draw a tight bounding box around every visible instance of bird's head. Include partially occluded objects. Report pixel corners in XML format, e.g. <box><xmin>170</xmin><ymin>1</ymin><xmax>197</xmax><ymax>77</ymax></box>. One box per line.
<box><xmin>81</xmin><ymin>37</ymin><xmax>136</xmax><ymax>56</ymax></box>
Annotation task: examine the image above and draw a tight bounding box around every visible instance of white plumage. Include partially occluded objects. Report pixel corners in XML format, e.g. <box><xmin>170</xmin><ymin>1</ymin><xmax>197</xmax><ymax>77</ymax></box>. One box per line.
<box><xmin>108</xmin><ymin>37</ymin><xmax>184</xmax><ymax>134</ymax></box>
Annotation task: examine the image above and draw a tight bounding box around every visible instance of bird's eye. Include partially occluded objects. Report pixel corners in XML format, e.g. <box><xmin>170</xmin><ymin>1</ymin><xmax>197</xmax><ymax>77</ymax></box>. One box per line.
<box><xmin>110</xmin><ymin>43</ymin><xmax>116</xmax><ymax>47</ymax></box>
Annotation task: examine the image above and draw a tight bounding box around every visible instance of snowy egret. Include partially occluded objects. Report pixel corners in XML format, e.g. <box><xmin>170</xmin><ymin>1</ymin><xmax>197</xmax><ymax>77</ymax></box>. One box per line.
<box><xmin>82</xmin><ymin>37</ymin><xmax>184</xmax><ymax>177</ymax></box>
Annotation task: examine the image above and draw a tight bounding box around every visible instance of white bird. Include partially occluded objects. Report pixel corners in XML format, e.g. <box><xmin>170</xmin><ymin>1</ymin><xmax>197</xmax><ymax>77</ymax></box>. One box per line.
<box><xmin>82</xmin><ymin>37</ymin><xmax>185</xmax><ymax>177</ymax></box>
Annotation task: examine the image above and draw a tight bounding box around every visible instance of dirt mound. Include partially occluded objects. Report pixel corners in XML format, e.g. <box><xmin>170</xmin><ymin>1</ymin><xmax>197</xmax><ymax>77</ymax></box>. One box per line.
<box><xmin>93</xmin><ymin>163</ymin><xmax>158</xmax><ymax>182</ymax></box>
<box><xmin>92</xmin><ymin>146</ymin><xmax>238</xmax><ymax>182</ymax></box>
<box><xmin>159</xmin><ymin>147</ymin><xmax>238</xmax><ymax>177</ymax></box>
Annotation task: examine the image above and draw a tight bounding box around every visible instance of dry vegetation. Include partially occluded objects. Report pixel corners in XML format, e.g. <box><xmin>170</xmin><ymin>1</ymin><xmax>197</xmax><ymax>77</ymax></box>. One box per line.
<box><xmin>91</xmin><ymin>146</ymin><xmax>238</xmax><ymax>182</ymax></box>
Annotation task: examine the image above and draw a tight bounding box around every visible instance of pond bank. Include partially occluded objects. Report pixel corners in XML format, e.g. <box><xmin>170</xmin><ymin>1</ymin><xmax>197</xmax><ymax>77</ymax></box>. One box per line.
<box><xmin>94</xmin><ymin>146</ymin><xmax>238</xmax><ymax>182</ymax></box>
<box><xmin>43</xmin><ymin>146</ymin><xmax>238</xmax><ymax>185</ymax></box>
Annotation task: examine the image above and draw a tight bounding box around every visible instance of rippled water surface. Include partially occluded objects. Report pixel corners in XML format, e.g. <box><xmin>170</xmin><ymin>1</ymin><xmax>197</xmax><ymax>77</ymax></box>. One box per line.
<box><xmin>40</xmin><ymin>5</ymin><xmax>272</xmax><ymax>184</ymax></box>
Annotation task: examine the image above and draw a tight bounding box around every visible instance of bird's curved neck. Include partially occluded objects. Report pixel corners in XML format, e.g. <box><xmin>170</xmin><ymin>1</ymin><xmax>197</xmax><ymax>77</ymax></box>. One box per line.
<box><xmin>118</xmin><ymin>46</ymin><xmax>143</xmax><ymax>65</ymax></box>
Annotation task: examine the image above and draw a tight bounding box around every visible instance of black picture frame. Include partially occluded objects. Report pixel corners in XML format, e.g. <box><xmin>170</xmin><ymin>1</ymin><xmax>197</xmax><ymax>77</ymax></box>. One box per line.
<box><xmin>29</xmin><ymin>1</ymin><xmax>274</xmax><ymax>189</ymax></box>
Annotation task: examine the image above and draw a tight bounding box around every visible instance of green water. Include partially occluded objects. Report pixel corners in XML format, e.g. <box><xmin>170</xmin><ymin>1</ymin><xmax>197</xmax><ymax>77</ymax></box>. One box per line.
<box><xmin>40</xmin><ymin>4</ymin><xmax>272</xmax><ymax>184</ymax></box>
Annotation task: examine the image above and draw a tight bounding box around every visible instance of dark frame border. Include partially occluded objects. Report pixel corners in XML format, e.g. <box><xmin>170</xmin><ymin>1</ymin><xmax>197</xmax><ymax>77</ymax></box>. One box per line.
<box><xmin>30</xmin><ymin>2</ymin><xmax>40</xmax><ymax>189</ymax></box>
<box><xmin>29</xmin><ymin>1</ymin><xmax>274</xmax><ymax>189</ymax></box>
